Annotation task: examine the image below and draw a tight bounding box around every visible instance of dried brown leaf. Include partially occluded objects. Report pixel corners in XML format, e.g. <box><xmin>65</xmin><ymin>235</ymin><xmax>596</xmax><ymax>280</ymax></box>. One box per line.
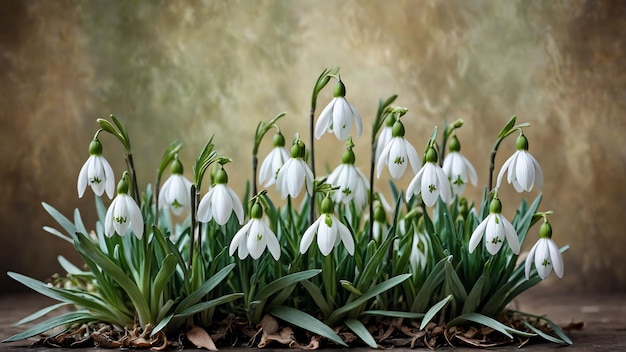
<box><xmin>187</xmin><ymin>326</ymin><xmax>218</xmax><ymax>351</ymax></box>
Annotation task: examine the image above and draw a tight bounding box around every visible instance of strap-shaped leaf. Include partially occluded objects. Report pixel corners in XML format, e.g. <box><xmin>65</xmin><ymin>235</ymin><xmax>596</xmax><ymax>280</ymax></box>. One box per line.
<box><xmin>360</xmin><ymin>310</ymin><xmax>424</xmax><ymax>319</ymax></box>
<box><xmin>448</xmin><ymin>312</ymin><xmax>536</xmax><ymax>339</ymax></box>
<box><xmin>42</xmin><ymin>202</ymin><xmax>76</xmax><ymax>239</ymax></box>
<box><xmin>345</xmin><ymin>318</ymin><xmax>377</xmax><ymax>348</ymax></box>
<box><xmin>12</xmin><ymin>303</ymin><xmax>69</xmax><ymax>327</ymax></box>
<box><xmin>269</xmin><ymin>306</ymin><xmax>347</xmax><ymax>347</ymax></box>
<box><xmin>3</xmin><ymin>310</ymin><xmax>92</xmax><ymax>342</ymax></box>
<box><xmin>256</xmin><ymin>269</ymin><xmax>320</xmax><ymax>300</ymax></box>
<box><xmin>177</xmin><ymin>263</ymin><xmax>235</xmax><ymax>313</ymax></box>
<box><xmin>420</xmin><ymin>294</ymin><xmax>452</xmax><ymax>330</ymax></box>
<box><xmin>300</xmin><ymin>279</ymin><xmax>332</xmax><ymax>319</ymax></box>
<box><xmin>522</xmin><ymin>321</ymin><xmax>571</xmax><ymax>345</ymax></box>
<box><xmin>175</xmin><ymin>293</ymin><xmax>243</xmax><ymax>318</ymax></box>
<box><xmin>411</xmin><ymin>256</ymin><xmax>449</xmax><ymax>313</ymax></box>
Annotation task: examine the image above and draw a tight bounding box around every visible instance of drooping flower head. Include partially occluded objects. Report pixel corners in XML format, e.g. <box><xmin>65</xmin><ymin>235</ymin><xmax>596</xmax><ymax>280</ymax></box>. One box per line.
<box><xmin>525</xmin><ymin>221</ymin><xmax>564</xmax><ymax>280</ymax></box>
<box><xmin>469</xmin><ymin>197</ymin><xmax>520</xmax><ymax>255</ymax></box>
<box><xmin>314</xmin><ymin>79</ymin><xmax>362</xmax><ymax>141</ymax></box>
<box><xmin>406</xmin><ymin>147</ymin><xmax>452</xmax><ymax>207</ymax></box>
<box><xmin>410</xmin><ymin>228</ymin><xmax>431</xmax><ymax>272</ymax></box>
<box><xmin>159</xmin><ymin>158</ymin><xmax>193</xmax><ymax>216</ymax></box>
<box><xmin>376</xmin><ymin>119</ymin><xmax>421</xmax><ymax>179</ymax></box>
<box><xmin>230</xmin><ymin>202</ymin><xmax>281</xmax><ymax>260</ymax></box>
<box><xmin>105</xmin><ymin>176</ymin><xmax>144</xmax><ymax>239</ymax></box>
<box><xmin>375</xmin><ymin>114</ymin><xmax>395</xmax><ymax>162</ymax></box>
<box><xmin>442</xmin><ymin>134</ymin><xmax>477</xmax><ymax>197</ymax></box>
<box><xmin>77</xmin><ymin>138</ymin><xmax>115</xmax><ymax>199</ymax></box>
<box><xmin>497</xmin><ymin>133</ymin><xmax>544</xmax><ymax>192</ymax></box>
<box><xmin>197</xmin><ymin>167</ymin><xmax>244</xmax><ymax>225</ymax></box>
<box><xmin>275</xmin><ymin>137</ymin><xmax>314</xmax><ymax>199</ymax></box>
<box><xmin>326</xmin><ymin>138</ymin><xmax>369</xmax><ymax>208</ymax></box>
<box><xmin>300</xmin><ymin>196</ymin><xmax>355</xmax><ymax>256</ymax></box>
<box><xmin>258</xmin><ymin>131</ymin><xmax>290</xmax><ymax>187</ymax></box>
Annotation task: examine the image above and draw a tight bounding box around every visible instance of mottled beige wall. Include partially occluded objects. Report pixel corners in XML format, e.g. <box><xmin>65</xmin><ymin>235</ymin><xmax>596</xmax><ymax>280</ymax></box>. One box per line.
<box><xmin>1</xmin><ymin>0</ymin><xmax>624</xmax><ymax>293</ymax></box>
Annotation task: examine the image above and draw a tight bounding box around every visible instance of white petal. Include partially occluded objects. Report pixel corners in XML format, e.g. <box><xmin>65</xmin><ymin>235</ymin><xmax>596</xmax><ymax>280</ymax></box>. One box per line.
<box><xmin>88</xmin><ymin>157</ymin><xmax>105</xmax><ymax>196</ymax></box>
<box><xmin>531</xmin><ymin>155</ymin><xmax>544</xmax><ymax>190</ymax></box>
<box><xmin>264</xmin><ymin>224</ymin><xmax>281</xmax><ymax>260</ymax></box>
<box><xmin>301</xmin><ymin>159</ymin><xmax>314</xmax><ymax>196</ymax></box>
<box><xmin>502</xmin><ymin>216</ymin><xmax>520</xmax><ymax>254</ymax></box>
<box><xmin>300</xmin><ymin>217</ymin><xmax>321</xmax><ymax>254</ymax></box>
<box><xmin>404</xmin><ymin>140</ymin><xmax>421</xmax><ymax>175</ymax></box>
<box><xmin>317</xmin><ymin>216</ymin><xmax>336</xmax><ymax>256</ymax></box>
<box><xmin>516</xmin><ymin>152</ymin><xmax>534</xmax><ymax>191</ymax></box>
<box><xmin>213</xmin><ymin>185</ymin><xmax>234</xmax><ymax>225</ymax></box>
<box><xmin>485</xmin><ymin>215</ymin><xmax>504</xmax><ymax>255</ymax></box>
<box><xmin>387</xmin><ymin>139</ymin><xmax>407</xmax><ymax>179</ymax></box>
<box><xmin>406</xmin><ymin>166</ymin><xmax>425</xmax><ymax>202</ymax></box>
<box><xmin>127</xmin><ymin>197</ymin><xmax>144</xmax><ymax>239</ymax></box>
<box><xmin>525</xmin><ymin>240</ymin><xmax>540</xmax><ymax>280</ymax></box>
<box><xmin>112</xmin><ymin>196</ymin><xmax>130</xmax><ymax>236</ymax></box>
<box><xmin>548</xmin><ymin>239</ymin><xmax>564</xmax><ymax>278</ymax></box>
<box><xmin>376</xmin><ymin>141</ymin><xmax>392</xmax><ymax>178</ymax></box>
<box><xmin>375</xmin><ymin>128</ymin><xmax>392</xmax><ymax>162</ymax></box>
<box><xmin>464</xmin><ymin>155</ymin><xmax>478</xmax><ymax>186</ymax></box>
<box><xmin>104</xmin><ymin>200</ymin><xmax>115</xmax><ymax>237</ymax></box>
<box><xmin>534</xmin><ymin>239</ymin><xmax>551</xmax><ymax>279</ymax></box>
<box><xmin>230</xmin><ymin>223</ymin><xmax>250</xmax><ymax>256</ymax></box>
<box><xmin>350</xmin><ymin>101</ymin><xmax>362</xmax><ymax>137</ymax></box>
<box><xmin>102</xmin><ymin>157</ymin><xmax>115</xmax><ymax>199</ymax></box>
<box><xmin>436</xmin><ymin>166</ymin><xmax>453</xmax><ymax>204</ymax></box>
<box><xmin>196</xmin><ymin>188</ymin><xmax>215</xmax><ymax>222</ymax></box>
<box><xmin>315</xmin><ymin>99</ymin><xmax>335</xmax><ymax>139</ymax></box>
<box><xmin>77</xmin><ymin>159</ymin><xmax>89</xmax><ymax>198</ymax></box>
<box><xmin>247</xmin><ymin>220</ymin><xmax>266</xmax><ymax>259</ymax></box>
<box><xmin>496</xmin><ymin>154</ymin><xmax>514</xmax><ymax>188</ymax></box>
<box><xmin>336</xmin><ymin>219</ymin><xmax>354</xmax><ymax>255</ymax></box>
<box><xmin>420</xmin><ymin>164</ymin><xmax>439</xmax><ymax>207</ymax></box>
<box><xmin>227</xmin><ymin>186</ymin><xmax>245</xmax><ymax>224</ymax></box>
<box><xmin>469</xmin><ymin>217</ymin><xmax>488</xmax><ymax>253</ymax></box>
<box><xmin>333</xmin><ymin>98</ymin><xmax>351</xmax><ymax>140</ymax></box>
<box><xmin>287</xmin><ymin>161</ymin><xmax>305</xmax><ymax>198</ymax></box>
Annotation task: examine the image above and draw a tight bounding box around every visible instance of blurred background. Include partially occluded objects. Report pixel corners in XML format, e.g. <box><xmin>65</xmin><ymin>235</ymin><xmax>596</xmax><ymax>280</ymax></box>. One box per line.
<box><xmin>1</xmin><ymin>0</ymin><xmax>624</xmax><ymax>294</ymax></box>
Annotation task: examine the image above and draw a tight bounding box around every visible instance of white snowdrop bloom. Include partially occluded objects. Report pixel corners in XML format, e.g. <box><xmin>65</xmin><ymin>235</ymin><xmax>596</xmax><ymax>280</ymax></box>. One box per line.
<box><xmin>159</xmin><ymin>159</ymin><xmax>193</xmax><ymax>216</ymax></box>
<box><xmin>197</xmin><ymin>168</ymin><xmax>244</xmax><ymax>225</ymax></box>
<box><xmin>77</xmin><ymin>138</ymin><xmax>115</xmax><ymax>199</ymax></box>
<box><xmin>496</xmin><ymin>134</ymin><xmax>544</xmax><ymax>192</ymax></box>
<box><xmin>229</xmin><ymin>203</ymin><xmax>280</xmax><ymax>260</ymax></box>
<box><xmin>442</xmin><ymin>135</ymin><xmax>477</xmax><ymax>196</ymax></box>
<box><xmin>275</xmin><ymin>139</ymin><xmax>314</xmax><ymax>199</ymax></box>
<box><xmin>314</xmin><ymin>80</ymin><xmax>362</xmax><ymax>141</ymax></box>
<box><xmin>300</xmin><ymin>197</ymin><xmax>355</xmax><ymax>256</ymax></box>
<box><xmin>326</xmin><ymin>143</ymin><xmax>369</xmax><ymax>207</ymax></box>
<box><xmin>375</xmin><ymin>116</ymin><xmax>395</xmax><ymax>162</ymax></box>
<box><xmin>525</xmin><ymin>222</ymin><xmax>564</xmax><ymax>280</ymax></box>
<box><xmin>105</xmin><ymin>179</ymin><xmax>144</xmax><ymax>239</ymax></box>
<box><xmin>469</xmin><ymin>198</ymin><xmax>520</xmax><ymax>255</ymax></box>
<box><xmin>376</xmin><ymin>120</ymin><xmax>421</xmax><ymax>179</ymax></box>
<box><xmin>258</xmin><ymin>132</ymin><xmax>290</xmax><ymax>187</ymax></box>
<box><xmin>406</xmin><ymin>148</ymin><xmax>452</xmax><ymax>207</ymax></box>
<box><xmin>410</xmin><ymin>230</ymin><xmax>431</xmax><ymax>272</ymax></box>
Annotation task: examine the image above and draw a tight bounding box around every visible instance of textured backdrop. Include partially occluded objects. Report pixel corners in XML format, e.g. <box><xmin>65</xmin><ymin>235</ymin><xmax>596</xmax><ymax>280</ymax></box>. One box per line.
<box><xmin>1</xmin><ymin>0</ymin><xmax>625</xmax><ymax>293</ymax></box>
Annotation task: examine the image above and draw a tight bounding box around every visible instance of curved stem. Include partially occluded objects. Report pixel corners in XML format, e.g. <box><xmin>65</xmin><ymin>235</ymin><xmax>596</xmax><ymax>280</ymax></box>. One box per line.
<box><xmin>309</xmin><ymin>107</ymin><xmax>316</xmax><ymax>225</ymax></box>
<box><xmin>252</xmin><ymin>153</ymin><xmax>258</xmax><ymax>196</ymax></box>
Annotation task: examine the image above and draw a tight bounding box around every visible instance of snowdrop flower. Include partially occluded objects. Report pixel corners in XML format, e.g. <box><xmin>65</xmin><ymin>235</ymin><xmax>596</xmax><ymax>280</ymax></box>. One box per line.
<box><xmin>197</xmin><ymin>167</ymin><xmax>244</xmax><ymax>225</ymax></box>
<box><xmin>410</xmin><ymin>229</ymin><xmax>431</xmax><ymax>272</ymax></box>
<box><xmin>496</xmin><ymin>133</ymin><xmax>544</xmax><ymax>192</ymax></box>
<box><xmin>525</xmin><ymin>221</ymin><xmax>564</xmax><ymax>280</ymax></box>
<box><xmin>406</xmin><ymin>147</ymin><xmax>452</xmax><ymax>207</ymax></box>
<box><xmin>375</xmin><ymin>114</ymin><xmax>395</xmax><ymax>162</ymax></box>
<box><xmin>105</xmin><ymin>177</ymin><xmax>143</xmax><ymax>239</ymax></box>
<box><xmin>315</xmin><ymin>80</ymin><xmax>362</xmax><ymax>141</ymax></box>
<box><xmin>159</xmin><ymin>159</ymin><xmax>193</xmax><ymax>215</ymax></box>
<box><xmin>258</xmin><ymin>132</ymin><xmax>290</xmax><ymax>187</ymax></box>
<box><xmin>326</xmin><ymin>139</ymin><xmax>369</xmax><ymax>208</ymax></box>
<box><xmin>300</xmin><ymin>196</ymin><xmax>355</xmax><ymax>256</ymax></box>
<box><xmin>77</xmin><ymin>138</ymin><xmax>115</xmax><ymax>199</ymax></box>
<box><xmin>371</xmin><ymin>201</ymin><xmax>388</xmax><ymax>242</ymax></box>
<box><xmin>275</xmin><ymin>138</ymin><xmax>314</xmax><ymax>199</ymax></box>
<box><xmin>442</xmin><ymin>135</ymin><xmax>477</xmax><ymax>196</ymax></box>
<box><xmin>376</xmin><ymin>120</ymin><xmax>421</xmax><ymax>179</ymax></box>
<box><xmin>230</xmin><ymin>202</ymin><xmax>280</xmax><ymax>260</ymax></box>
<box><xmin>469</xmin><ymin>198</ymin><xmax>520</xmax><ymax>255</ymax></box>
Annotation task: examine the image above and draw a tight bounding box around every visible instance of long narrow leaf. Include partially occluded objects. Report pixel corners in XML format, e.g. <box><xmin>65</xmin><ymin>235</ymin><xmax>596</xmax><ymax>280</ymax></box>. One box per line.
<box><xmin>300</xmin><ymin>279</ymin><xmax>332</xmax><ymax>319</ymax></box>
<box><xmin>12</xmin><ymin>303</ymin><xmax>69</xmax><ymax>326</ymax></box>
<box><xmin>41</xmin><ymin>202</ymin><xmax>76</xmax><ymax>238</ymax></box>
<box><xmin>256</xmin><ymin>269</ymin><xmax>320</xmax><ymax>300</ymax></box>
<box><xmin>360</xmin><ymin>310</ymin><xmax>425</xmax><ymax>319</ymax></box>
<box><xmin>3</xmin><ymin>311</ymin><xmax>92</xmax><ymax>342</ymax></box>
<box><xmin>345</xmin><ymin>318</ymin><xmax>377</xmax><ymax>348</ymax></box>
<box><xmin>175</xmin><ymin>293</ymin><xmax>243</xmax><ymax>318</ymax></box>
<box><xmin>269</xmin><ymin>306</ymin><xmax>347</xmax><ymax>347</ymax></box>
<box><xmin>448</xmin><ymin>312</ymin><xmax>536</xmax><ymax>339</ymax></box>
<box><xmin>420</xmin><ymin>294</ymin><xmax>452</xmax><ymax>330</ymax></box>
<box><xmin>177</xmin><ymin>263</ymin><xmax>235</xmax><ymax>313</ymax></box>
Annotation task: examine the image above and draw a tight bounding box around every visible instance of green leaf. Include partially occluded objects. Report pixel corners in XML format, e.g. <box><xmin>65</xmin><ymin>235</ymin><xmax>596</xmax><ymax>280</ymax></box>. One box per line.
<box><xmin>42</xmin><ymin>202</ymin><xmax>76</xmax><ymax>239</ymax></box>
<box><xmin>177</xmin><ymin>263</ymin><xmax>235</xmax><ymax>313</ymax></box>
<box><xmin>12</xmin><ymin>303</ymin><xmax>69</xmax><ymax>326</ymax></box>
<box><xmin>74</xmin><ymin>232</ymin><xmax>151</xmax><ymax>326</ymax></box>
<box><xmin>57</xmin><ymin>256</ymin><xmax>86</xmax><ymax>275</ymax></box>
<box><xmin>497</xmin><ymin>115</ymin><xmax>517</xmax><ymax>139</ymax></box>
<box><xmin>328</xmin><ymin>274</ymin><xmax>411</xmax><ymax>325</ymax></box>
<box><xmin>269</xmin><ymin>306</ymin><xmax>347</xmax><ymax>347</ymax></box>
<box><xmin>150</xmin><ymin>254</ymin><xmax>178</xmax><ymax>312</ymax></box>
<box><xmin>444</xmin><ymin>258</ymin><xmax>468</xmax><ymax>301</ymax></box>
<box><xmin>3</xmin><ymin>310</ymin><xmax>92</xmax><ymax>342</ymax></box>
<box><xmin>151</xmin><ymin>313</ymin><xmax>174</xmax><ymax>337</ymax></box>
<box><xmin>522</xmin><ymin>321</ymin><xmax>570</xmax><ymax>345</ymax></box>
<box><xmin>462</xmin><ymin>275</ymin><xmax>485</xmax><ymax>314</ymax></box>
<box><xmin>360</xmin><ymin>310</ymin><xmax>425</xmax><ymax>319</ymax></box>
<box><xmin>345</xmin><ymin>318</ymin><xmax>377</xmax><ymax>348</ymax></box>
<box><xmin>411</xmin><ymin>256</ymin><xmax>448</xmax><ymax>313</ymax></box>
<box><xmin>448</xmin><ymin>312</ymin><xmax>536</xmax><ymax>339</ymax></box>
<box><xmin>512</xmin><ymin>310</ymin><xmax>573</xmax><ymax>345</ymax></box>
<box><xmin>300</xmin><ymin>279</ymin><xmax>332</xmax><ymax>319</ymax></box>
<box><xmin>420</xmin><ymin>294</ymin><xmax>452</xmax><ymax>330</ymax></box>
<box><xmin>175</xmin><ymin>293</ymin><xmax>243</xmax><ymax>318</ymax></box>
<box><xmin>42</xmin><ymin>226</ymin><xmax>72</xmax><ymax>244</ymax></box>
<box><xmin>256</xmin><ymin>269</ymin><xmax>321</xmax><ymax>300</ymax></box>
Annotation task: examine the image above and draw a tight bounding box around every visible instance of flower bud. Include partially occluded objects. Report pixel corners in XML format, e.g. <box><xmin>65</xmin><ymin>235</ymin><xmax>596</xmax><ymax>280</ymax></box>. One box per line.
<box><xmin>214</xmin><ymin>168</ymin><xmax>228</xmax><ymax>184</ymax></box>
<box><xmin>374</xmin><ymin>203</ymin><xmax>387</xmax><ymax>223</ymax></box>
<box><xmin>250</xmin><ymin>202</ymin><xmax>263</xmax><ymax>219</ymax></box>
<box><xmin>170</xmin><ymin>159</ymin><xmax>184</xmax><ymax>175</ymax></box>
<box><xmin>342</xmin><ymin>148</ymin><xmax>356</xmax><ymax>165</ymax></box>
<box><xmin>321</xmin><ymin>196</ymin><xmax>334</xmax><ymax>214</ymax></box>
<box><xmin>516</xmin><ymin>134</ymin><xmax>529</xmax><ymax>151</ymax></box>
<box><xmin>425</xmin><ymin>147</ymin><xmax>438</xmax><ymax>163</ymax></box>
<box><xmin>539</xmin><ymin>221</ymin><xmax>552</xmax><ymax>239</ymax></box>
<box><xmin>489</xmin><ymin>198</ymin><xmax>502</xmax><ymax>214</ymax></box>
<box><xmin>88</xmin><ymin>139</ymin><xmax>103</xmax><ymax>156</ymax></box>
<box><xmin>391</xmin><ymin>120</ymin><xmax>405</xmax><ymax>138</ymax></box>
<box><xmin>448</xmin><ymin>134</ymin><xmax>461</xmax><ymax>152</ymax></box>
<box><xmin>272</xmin><ymin>132</ymin><xmax>286</xmax><ymax>148</ymax></box>
<box><xmin>117</xmin><ymin>178</ymin><xmax>129</xmax><ymax>195</ymax></box>
<box><xmin>334</xmin><ymin>80</ymin><xmax>346</xmax><ymax>98</ymax></box>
